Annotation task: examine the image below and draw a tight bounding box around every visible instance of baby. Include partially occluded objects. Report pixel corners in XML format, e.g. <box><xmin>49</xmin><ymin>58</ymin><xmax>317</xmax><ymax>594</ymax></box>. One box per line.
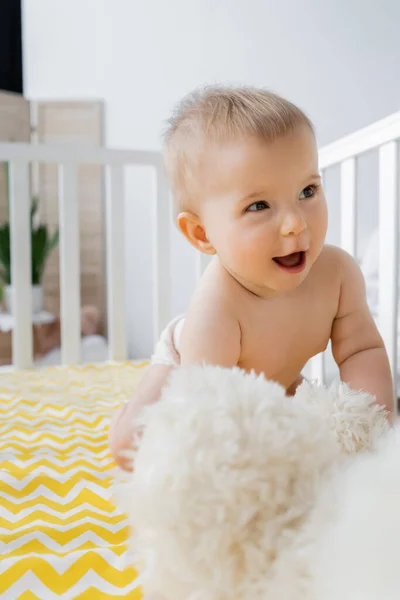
<box><xmin>109</xmin><ymin>85</ymin><xmax>394</xmax><ymax>470</ymax></box>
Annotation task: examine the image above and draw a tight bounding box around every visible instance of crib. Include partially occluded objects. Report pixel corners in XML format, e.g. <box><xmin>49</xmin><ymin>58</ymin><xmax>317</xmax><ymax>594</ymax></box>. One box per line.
<box><xmin>0</xmin><ymin>112</ymin><xmax>399</xmax><ymax>385</ymax></box>
<box><xmin>0</xmin><ymin>110</ymin><xmax>399</xmax><ymax>597</ymax></box>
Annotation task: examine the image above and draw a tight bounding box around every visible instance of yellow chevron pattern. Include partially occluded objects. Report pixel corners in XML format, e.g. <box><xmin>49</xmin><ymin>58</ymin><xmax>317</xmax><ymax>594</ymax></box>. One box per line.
<box><xmin>0</xmin><ymin>361</ymin><xmax>148</xmax><ymax>599</ymax></box>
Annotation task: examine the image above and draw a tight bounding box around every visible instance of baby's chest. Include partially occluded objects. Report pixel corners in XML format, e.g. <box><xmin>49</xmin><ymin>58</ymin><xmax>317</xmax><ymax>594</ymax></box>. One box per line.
<box><xmin>239</xmin><ymin>296</ymin><xmax>335</xmax><ymax>378</ymax></box>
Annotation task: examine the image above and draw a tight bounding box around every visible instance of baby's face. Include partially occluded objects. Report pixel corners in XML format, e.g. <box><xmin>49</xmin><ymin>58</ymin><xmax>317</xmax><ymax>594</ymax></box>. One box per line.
<box><xmin>198</xmin><ymin>127</ymin><xmax>327</xmax><ymax>295</ymax></box>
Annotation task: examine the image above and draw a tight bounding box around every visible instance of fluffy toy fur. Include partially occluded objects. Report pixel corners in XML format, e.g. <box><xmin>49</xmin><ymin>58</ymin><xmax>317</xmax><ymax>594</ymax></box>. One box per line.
<box><xmin>114</xmin><ymin>365</ymin><xmax>391</xmax><ymax>600</ymax></box>
<box><xmin>310</xmin><ymin>426</ymin><xmax>400</xmax><ymax>600</ymax></box>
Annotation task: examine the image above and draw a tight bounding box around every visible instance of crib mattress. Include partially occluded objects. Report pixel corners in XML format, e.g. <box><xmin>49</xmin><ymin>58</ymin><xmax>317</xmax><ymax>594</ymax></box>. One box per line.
<box><xmin>0</xmin><ymin>361</ymin><xmax>147</xmax><ymax>599</ymax></box>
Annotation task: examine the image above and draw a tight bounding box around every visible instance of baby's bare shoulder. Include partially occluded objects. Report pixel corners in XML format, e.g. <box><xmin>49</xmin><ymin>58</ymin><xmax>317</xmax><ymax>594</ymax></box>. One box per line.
<box><xmin>315</xmin><ymin>245</ymin><xmax>368</xmax><ymax>317</ymax></box>
<box><xmin>317</xmin><ymin>244</ymin><xmax>349</xmax><ymax>267</ymax></box>
<box><xmin>188</xmin><ymin>260</ymin><xmax>238</xmax><ymax>312</ymax></box>
<box><xmin>318</xmin><ymin>244</ymin><xmax>364</xmax><ymax>283</ymax></box>
<box><xmin>312</xmin><ymin>244</ymin><xmax>359</xmax><ymax>286</ymax></box>
<box><xmin>179</xmin><ymin>261</ymin><xmax>241</xmax><ymax>366</ymax></box>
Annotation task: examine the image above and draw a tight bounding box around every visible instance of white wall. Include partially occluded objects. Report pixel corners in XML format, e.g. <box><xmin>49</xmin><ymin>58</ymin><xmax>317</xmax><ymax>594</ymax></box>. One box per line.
<box><xmin>22</xmin><ymin>0</ymin><xmax>106</xmax><ymax>99</ymax></box>
<box><xmin>22</xmin><ymin>0</ymin><xmax>400</xmax><ymax>357</ymax></box>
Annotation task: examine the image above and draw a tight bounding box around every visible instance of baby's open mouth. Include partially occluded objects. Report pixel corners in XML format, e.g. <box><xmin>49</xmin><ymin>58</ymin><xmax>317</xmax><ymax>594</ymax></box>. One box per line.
<box><xmin>273</xmin><ymin>251</ymin><xmax>305</xmax><ymax>269</ymax></box>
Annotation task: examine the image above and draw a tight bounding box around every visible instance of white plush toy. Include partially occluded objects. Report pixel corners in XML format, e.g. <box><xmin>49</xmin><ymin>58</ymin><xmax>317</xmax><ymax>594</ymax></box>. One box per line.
<box><xmin>311</xmin><ymin>423</ymin><xmax>400</xmax><ymax>600</ymax></box>
<box><xmin>114</xmin><ymin>364</ymin><xmax>392</xmax><ymax>600</ymax></box>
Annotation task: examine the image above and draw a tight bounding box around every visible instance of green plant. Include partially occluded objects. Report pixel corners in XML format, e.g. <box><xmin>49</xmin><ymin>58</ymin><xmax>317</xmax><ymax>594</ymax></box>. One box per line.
<box><xmin>0</xmin><ymin>166</ymin><xmax>59</xmax><ymax>286</ymax></box>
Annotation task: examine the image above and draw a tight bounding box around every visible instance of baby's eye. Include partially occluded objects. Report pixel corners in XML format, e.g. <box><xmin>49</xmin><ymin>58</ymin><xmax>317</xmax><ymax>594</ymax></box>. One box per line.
<box><xmin>247</xmin><ymin>201</ymin><xmax>270</xmax><ymax>212</ymax></box>
<box><xmin>299</xmin><ymin>185</ymin><xmax>317</xmax><ymax>199</ymax></box>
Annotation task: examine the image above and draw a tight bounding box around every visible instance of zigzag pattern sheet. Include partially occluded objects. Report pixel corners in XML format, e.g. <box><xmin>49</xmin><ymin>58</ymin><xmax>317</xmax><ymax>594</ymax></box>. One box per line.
<box><xmin>0</xmin><ymin>361</ymin><xmax>147</xmax><ymax>599</ymax></box>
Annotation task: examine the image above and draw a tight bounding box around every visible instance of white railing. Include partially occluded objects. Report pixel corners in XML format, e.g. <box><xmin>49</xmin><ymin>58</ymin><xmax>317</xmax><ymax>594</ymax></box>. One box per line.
<box><xmin>0</xmin><ymin>143</ymin><xmax>171</xmax><ymax>369</ymax></box>
<box><xmin>311</xmin><ymin>110</ymin><xmax>400</xmax><ymax>391</ymax></box>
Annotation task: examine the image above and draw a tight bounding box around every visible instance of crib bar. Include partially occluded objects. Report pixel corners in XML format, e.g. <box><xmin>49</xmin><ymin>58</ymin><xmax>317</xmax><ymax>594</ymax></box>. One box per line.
<box><xmin>58</xmin><ymin>164</ymin><xmax>81</xmax><ymax>365</ymax></box>
<box><xmin>309</xmin><ymin>352</ymin><xmax>324</xmax><ymax>384</ymax></box>
<box><xmin>378</xmin><ymin>141</ymin><xmax>399</xmax><ymax>383</ymax></box>
<box><xmin>319</xmin><ymin>110</ymin><xmax>400</xmax><ymax>169</ymax></box>
<box><xmin>340</xmin><ymin>158</ymin><xmax>357</xmax><ymax>256</ymax></box>
<box><xmin>105</xmin><ymin>165</ymin><xmax>127</xmax><ymax>361</ymax></box>
<box><xmin>152</xmin><ymin>164</ymin><xmax>171</xmax><ymax>344</ymax></box>
<box><xmin>0</xmin><ymin>142</ymin><xmax>159</xmax><ymax>167</ymax></box>
<box><xmin>9</xmin><ymin>162</ymin><xmax>33</xmax><ymax>369</ymax></box>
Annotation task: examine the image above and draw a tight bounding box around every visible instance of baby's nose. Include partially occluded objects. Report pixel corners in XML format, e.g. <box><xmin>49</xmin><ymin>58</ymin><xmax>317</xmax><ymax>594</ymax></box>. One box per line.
<box><xmin>280</xmin><ymin>211</ymin><xmax>307</xmax><ymax>236</ymax></box>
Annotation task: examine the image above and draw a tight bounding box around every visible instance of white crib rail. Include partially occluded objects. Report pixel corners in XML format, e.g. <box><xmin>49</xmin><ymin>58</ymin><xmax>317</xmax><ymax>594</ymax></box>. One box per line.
<box><xmin>59</xmin><ymin>163</ymin><xmax>80</xmax><ymax>365</ymax></box>
<box><xmin>8</xmin><ymin>161</ymin><xmax>32</xmax><ymax>368</ymax></box>
<box><xmin>339</xmin><ymin>157</ymin><xmax>357</xmax><ymax>257</ymax></box>
<box><xmin>0</xmin><ymin>143</ymin><xmax>170</xmax><ymax>369</ymax></box>
<box><xmin>378</xmin><ymin>142</ymin><xmax>399</xmax><ymax>380</ymax></box>
<box><xmin>152</xmin><ymin>166</ymin><xmax>172</xmax><ymax>348</ymax></box>
<box><xmin>105</xmin><ymin>165</ymin><xmax>126</xmax><ymax>363</ymax></box>
<box><xmin>311</xmin><ymin>111</ymin><xmax>400</xmax><ymax>390</ymax></box>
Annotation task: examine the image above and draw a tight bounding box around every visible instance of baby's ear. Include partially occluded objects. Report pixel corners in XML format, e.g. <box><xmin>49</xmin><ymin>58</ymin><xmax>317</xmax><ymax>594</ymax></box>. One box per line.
<box><xmin>176</xmin><ymin>211</ymin><xmax>216</xmax><ymax>255</ymax></box>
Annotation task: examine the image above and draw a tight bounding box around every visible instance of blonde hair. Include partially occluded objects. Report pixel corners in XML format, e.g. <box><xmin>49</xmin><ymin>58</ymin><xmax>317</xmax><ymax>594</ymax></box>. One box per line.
<box><xmin>163</xmin><ymin>85</ymin><xmax>314</xmax><ymax>215</ymax></box>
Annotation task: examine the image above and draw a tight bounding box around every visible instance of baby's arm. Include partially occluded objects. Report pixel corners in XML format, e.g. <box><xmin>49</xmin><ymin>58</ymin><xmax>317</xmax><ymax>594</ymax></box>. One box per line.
<box><xmin>331</xmin><ymin>249</ymin><xmax>394</xmax><ymax>416</ymax></box>
<box><xmin>108</xmin><ymin>364</ymin><xmax>174</xmax><ymax>470</ymax></box>
<box><xmin>109</xmin><ymin>303</ymin><xmax>240</xmax><ymax>470</ymax></box>
<box><xmin>179</xmin><ymin>301</ymin><xmax>241</xmax><ymax>367</ymax></box>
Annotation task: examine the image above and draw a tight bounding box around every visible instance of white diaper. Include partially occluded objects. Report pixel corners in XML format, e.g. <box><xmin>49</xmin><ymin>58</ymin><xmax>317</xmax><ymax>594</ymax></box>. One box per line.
<box><xmin>150</xmin><ymin>315</ymin><xmax>185</xmax><ymax>366</ymax></box>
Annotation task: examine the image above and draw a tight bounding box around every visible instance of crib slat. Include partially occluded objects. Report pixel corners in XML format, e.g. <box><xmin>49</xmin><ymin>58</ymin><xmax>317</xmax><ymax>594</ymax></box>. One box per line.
<box><xmin>58</xmin><ymin>164</ymin><xmax>81</xmax><ymax>365</ymax></box>
<box><xmin>309</xmin><ymin>353</ymin><xmax>324</xmax><ymax>384</ymax></box>
<box><xmin>340</xmin><ymin>157</ymin><xmax>357</xmax><ymax>257</ymax></box>
<box><xmin>105</xmin><ymin>165</ymin><xmax>127</xmax><ymax>361</ymax></box>
<box><xmin>378</xmin><ymin>141</ymin><xmax>398</xmax><ymax>384</ymax></box>
<box><xmin>9</xmin><ymin>162</ymin><xmax>33</xmax><ymax>369</ymax></box>
<box><xmin>152</xmin><ymin>165</ymin><xmax>171</xmax><ymax>344</ymax></box>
